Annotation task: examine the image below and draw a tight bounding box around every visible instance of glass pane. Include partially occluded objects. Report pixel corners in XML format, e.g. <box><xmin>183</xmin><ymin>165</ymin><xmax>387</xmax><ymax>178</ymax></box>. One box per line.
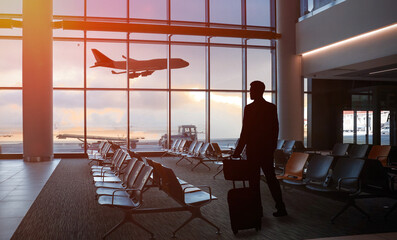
<box><xmin>247</xmin><ymin>48</ymin><xmax>272</xmax><ymax>90</ymax></box>
<box><xmin>210</xmin><ymin>92</ymin><xmax>242</xmax><ymax>146</ymax></box>
<box><xmin>171</xmin><ymin>45</ymin><xmax>205</xmax><ymax>89</ymax></box>
<box><xmin>381</xmin><ymin>110</ymin><xmax>390</xmax><ymax>145</ymax></box>
<box><xmin>304</xmin><ymin>93</ymin><xmax>308</xmax><ymax>147</ymax></box>
<box><xmin>210</xmin><ymin>47</ymin><xmax>242</xmax><ymax>90</ymax></box>
<box><xmin>131</xmin><ymin>33</ymin><xmax>167</xmax><ymax>41</ymax></box>
<box><xmin>130</xmin><ymin>0</ymin><xmax>167</xmax><ymax>20</ymax></box>
<box><xmin>210</xmin><ymin>0</ymin><xmax>241</xmax><ymax>25</ymax></box>
<box><xmin>53</xmin><ymin>29</ymin><xmax>84</xmax><ymax>38</ymax></box>
<box><xmin>87</xmin><ymin>91</ymin><xmax>128</xmax><ymax>148</ymax></box>
<box><xmin>0</xmin><ymin>40</ymin><xmax>22</xmax><ymax>87</ymax></box>
<box><xmin>171</xmin><ymin>0</ymin><xmax>205</xmax><ymax>22</ymax></box>
<box><xmin>0</xmin><ymin>90</ymin><xmax>22</xmax><ymax>153</ymax></box>
<box><xmin>368</xmin><ymin>111</ymin><xmax>373</xmax><ymax>144</ymax></box>
<box><xmin>0</xmin><ymin>28</ymin><xmax>22</xmax><ymax>37</ymax></box>
<box><xmin>247</xmin><ymin>39</ymin><xmax>272</xmax><ymax>47</ymax></box>
<box><xmin>356</xmin><ymin>111</ymin><xmax>367</xmax><ymax>144</ymax></box>
<box><xmin>86</xmin><ymin>42</ymin><xmax>127</xmax><ymax>88</ymax></box>
<box><xmin>171</xmin><ymin>91</ymin><xmax>205</xmax><ymax>141</ymax></box>
<box><xmin>53</xmin><ymin>0</ymin><xmax>84</xmax><ymax>16</ymax></box>
<box><xmin>130</xmin><ymin>91</ymin><xmax>167</xmax><ymax>151</ymax></box>
<box><xmin>129</xmin><ymin>43</ymin><xmax>167</xmax><ymax>89</ymax></box>
<box><xmin>87</xmin><ymin>0</ymin><xmax>127</xmax><ymax>18</ymax></box>
<box><xmin>53</xmin><ymin>91</ymin><xmax>84</xmax><ymax>153</ymax></box>
<box><xmin>247</xmin><ymin>92</ymin><xmax>273</xmax><ymax>104</ymax></box>
<box><xmin>247</xmin><ymin>0</ymin><xmax>271</xmax><ymax>27</ymax></box>
<box><xmin>343</xmin><ymin>110</ymin><xmax>354</xmax><ymax>144</ymax></box>
<box><xmin>211</xmin><ymin>37</ymin><xmax>241</xmax><ymax>44</ymax></box>
<box><xmin>0</xmin><ymin>1</ymin><xmax>22</xmax><ymax>14</ymax></box>
<box><xmin>53</xmin><ymin>41</ymin><xmax>84</xmax><ymax>88</ymax></box>
<box><xmin>87</xmin><ymin>31</ymin><xmax>127</xmax><ymax>39</ymax></box>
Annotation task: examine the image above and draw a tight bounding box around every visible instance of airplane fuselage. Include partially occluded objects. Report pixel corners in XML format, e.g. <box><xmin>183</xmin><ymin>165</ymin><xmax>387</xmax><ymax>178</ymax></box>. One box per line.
<box><xmin>109</xmin><ymin>58</ymin><xmax>188</xmax><ymax>72</ymax></box>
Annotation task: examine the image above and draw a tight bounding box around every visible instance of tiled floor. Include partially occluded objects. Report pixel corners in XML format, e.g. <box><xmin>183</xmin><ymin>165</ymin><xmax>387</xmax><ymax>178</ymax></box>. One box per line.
<box><xmin>0</xmin><ymin>159</ymin><xmax>60</xmax><ymax>240</ymax></box>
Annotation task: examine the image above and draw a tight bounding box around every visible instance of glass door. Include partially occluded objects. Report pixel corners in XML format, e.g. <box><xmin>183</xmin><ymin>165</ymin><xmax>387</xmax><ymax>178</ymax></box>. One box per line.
<box><xmin>343</xmin><ymin>110</ymin><xmax>373</xmax><ymax>144</ymax></box>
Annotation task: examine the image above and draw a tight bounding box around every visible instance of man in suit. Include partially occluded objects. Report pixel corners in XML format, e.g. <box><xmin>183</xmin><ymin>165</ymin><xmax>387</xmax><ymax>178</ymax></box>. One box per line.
<box><xmin>233</xmin><ymin>80</ymin><xmax>287</xmax><ymax>217</ymax></box>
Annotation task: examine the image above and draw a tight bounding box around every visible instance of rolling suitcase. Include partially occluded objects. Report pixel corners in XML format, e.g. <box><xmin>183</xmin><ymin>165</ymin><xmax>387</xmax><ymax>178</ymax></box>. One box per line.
<box><xmin>223</xmin><ymin>159</ymin><xmax>262</xmax><ymax>235</ymax></box>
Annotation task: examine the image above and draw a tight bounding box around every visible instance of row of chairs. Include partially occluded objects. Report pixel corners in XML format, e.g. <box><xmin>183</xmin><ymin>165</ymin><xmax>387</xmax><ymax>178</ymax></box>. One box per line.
<box><xmin>275</xmin><ymin>150</ymin><xmax>397</xmax><ymax>222</ymax></box>
<box><xmin>161</xmin><ymin>139</ymin><xmax>233</xmax><ymax>172</ymax></box>
<box><xmin>88</xmin><ymin>145</ymin><xmax>219</xmax><ymax>239</ymax></box>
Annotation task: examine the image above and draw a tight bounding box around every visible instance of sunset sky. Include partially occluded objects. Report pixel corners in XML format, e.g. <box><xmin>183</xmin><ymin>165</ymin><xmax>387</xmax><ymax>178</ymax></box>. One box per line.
<box><xmin>0</xmin><ymin>0</ymin><xmax>273</xmax><ymax>144</ymax></box>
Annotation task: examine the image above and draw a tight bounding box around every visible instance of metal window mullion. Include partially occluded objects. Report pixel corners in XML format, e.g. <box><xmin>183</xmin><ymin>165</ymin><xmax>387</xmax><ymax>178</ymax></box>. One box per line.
<box><xmin>167</xmin><ymin>0</ymin><xmax>171</xmax><ymax>148</ymax></box>
<box><xmin>126</xmin><ymin>0</ymin><xmax>130</xmax><ymax>150</ymax></box>
<box><xmin>83</xmin><ymin>0</ymin><xmax>87</xmax><ymax>153</ymax></box>
<box><xmin>205</xmin><ymin>37</ymin><xmax>211</xmax><ymax>143</ymax></box>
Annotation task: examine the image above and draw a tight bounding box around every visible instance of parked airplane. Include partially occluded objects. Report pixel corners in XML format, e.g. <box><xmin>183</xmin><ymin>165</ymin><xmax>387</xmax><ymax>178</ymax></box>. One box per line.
<box><xmin>56</xmin><ymin>134</ymin><xmax>144</xmax><ymax>149</ymax></box>
<box><xmin>90</xmin><ymin>49</ymin><xmax>189</xmax><ymax>79</ymax></box>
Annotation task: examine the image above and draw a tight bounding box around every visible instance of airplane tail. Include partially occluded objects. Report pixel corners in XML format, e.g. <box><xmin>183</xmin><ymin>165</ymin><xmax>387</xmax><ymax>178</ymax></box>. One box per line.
<box><xmin>91</xmin><ymin>49</ymin><xmax>114</xmax><ymax>68</ymax></box>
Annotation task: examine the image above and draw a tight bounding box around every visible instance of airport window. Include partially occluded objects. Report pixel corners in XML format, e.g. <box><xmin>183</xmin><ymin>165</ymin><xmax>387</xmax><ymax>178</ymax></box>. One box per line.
<box><xmin>0</xmin><ymin>40</ymin><xmax>22</xmax><ymax>87</ymax></box>
<box><xmin>129</xmin><ymin>43</ymin><xmax>168</xmax><ymax>89</ymax></box>
<box><xmin>210</xmin><ymin>46</ymin><xmax>243</xmax><ymax>90</ymax></box>
<box><xmin>210</xmin><ymin>0</ymin><xmax>242</xmax><ymax>25</ymax></box>
<box><xmin>0</xmin><ymin>0</ymin><xmax>276</xmax><ymax>154</ymax></box>
<box><xmin>0</xmin><ymin>90</ymin><xmax>22</xmax><ymax>154</ymax></box>
<box><xmin>53</xmin><ymin>90</ymin><xmax>84</xmax><ymax>153</ymax></box>
<box><xmin>210</xmin><ymin>92</ymin><xmax>242</xmax><ymax>140</ymax></box>
<box><xmin>171</xmin><ymin>45</ymin><xmax>205</xmax><ymax>89</ymax></box>
<box><xmin>53</xmin><ymin>41</ymin><xmax>84</xmax><ymax>88</ymax></box>
<box><xmin>130</xmin><ymin>0</ymin><xmax>167</xmax><ymax>20</ymax></box>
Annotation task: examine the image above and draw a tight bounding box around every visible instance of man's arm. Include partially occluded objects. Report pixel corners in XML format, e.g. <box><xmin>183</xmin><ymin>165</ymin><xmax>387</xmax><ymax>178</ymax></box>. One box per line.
<box><xmin>233</xmin><ymin>107</ymin><xmax>249</xmax><ymax>158</ymax></box>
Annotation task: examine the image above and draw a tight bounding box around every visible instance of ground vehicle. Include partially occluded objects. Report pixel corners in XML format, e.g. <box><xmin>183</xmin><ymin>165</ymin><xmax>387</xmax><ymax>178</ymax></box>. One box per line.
<box><xmin>159</xmin><ymin>125</ymin><xmax>197</xmax><ymax>148</ymax></box>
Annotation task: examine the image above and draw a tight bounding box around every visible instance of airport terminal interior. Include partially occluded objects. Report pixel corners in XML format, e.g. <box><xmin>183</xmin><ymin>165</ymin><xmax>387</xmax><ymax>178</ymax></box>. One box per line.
<box><xmin>1</xmin><ymin>0</ymin><xmax>397</xmax><ymax>239</ymax></box>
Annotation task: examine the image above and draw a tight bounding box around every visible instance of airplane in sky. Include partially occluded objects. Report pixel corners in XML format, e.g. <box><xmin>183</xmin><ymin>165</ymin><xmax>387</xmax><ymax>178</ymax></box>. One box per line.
<box><xmin>90</xmin><ymin>49</ymin><xmax>189</xmax><ymax>79</ymax></box>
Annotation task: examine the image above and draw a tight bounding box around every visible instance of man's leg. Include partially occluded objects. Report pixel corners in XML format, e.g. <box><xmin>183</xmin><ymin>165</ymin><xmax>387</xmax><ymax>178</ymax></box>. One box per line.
<box><xmin>261</xmin><ymin>162</ymin><xmax>287</xmax><ymax>217</ymax></box>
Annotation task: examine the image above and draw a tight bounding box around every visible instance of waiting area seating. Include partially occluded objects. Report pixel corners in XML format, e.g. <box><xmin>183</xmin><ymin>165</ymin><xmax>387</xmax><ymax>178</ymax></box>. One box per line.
<box><xmin>89</xmin><ymin>143</ymin><xmax>220</xmax><ymax>239</ymax></box>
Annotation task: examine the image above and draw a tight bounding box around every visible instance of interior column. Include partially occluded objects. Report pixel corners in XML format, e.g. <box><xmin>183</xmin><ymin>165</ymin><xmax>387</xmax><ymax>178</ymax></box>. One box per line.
<box><xmin>276</xmin><ymin>0</ymin><xmax>303</xmax><ymax>141</ymax></box>
<box><xmin>23</xmin><ymin>0</ymin><xmax>53</xmax><ymax>162</ymax></box>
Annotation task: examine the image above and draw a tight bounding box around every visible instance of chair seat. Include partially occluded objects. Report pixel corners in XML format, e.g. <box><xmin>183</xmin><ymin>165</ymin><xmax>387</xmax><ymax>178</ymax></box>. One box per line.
<box><xmin>184</xmin><ymin>190</ymin><xmax>217</xmax><ymax>205</ymax></box>
<box><xmin>94</xmin><ymin>176</ymin><xmax>122</xmax><ymax>183</ymax></box>
<box><xmin>92</xmin><ymin>172</ymin><xmax>117</xmax><ymax>177</ymax></box>
<box><xmin>95</xmin><ymin>182</ymin><xmax>124</xmax><ymax>189</ymax></box>
<box><xmin>306</xmin><ymin>184</ymin><xmax>335</xmax><ymax>192</ymax></box>
<box><xmin>96</xmin><ymin>188</ymin><xmax>130</xmax><ymax>197</ymax></box>
<box><xmin>98</xmin><ymin>195</ymin><xmax>138</xmax><ymax>209</ymax></box>
<box><xmin>91</xmin><ymin>166</ymin><xmax>112</xmax><ymax>171</ymax></box>
<box><xmin>282</xmin><ymin>179</ymin><xmax>306</xmax><ymax>185</ymax></box>
<box><xmin>181</xmin><ymin>184</ymin><xmax>202</xmax><ymax>193</ymax></box>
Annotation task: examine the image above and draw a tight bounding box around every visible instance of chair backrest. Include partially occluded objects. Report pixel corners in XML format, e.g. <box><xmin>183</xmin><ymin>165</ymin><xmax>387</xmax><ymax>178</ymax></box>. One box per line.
<box><xmin>100</xmin><ymin>142</ymin><xmax>112</xmax><ymax>158</ymax></box>
<box><xmin>126</xmin><ymin>161</ymin><xmax>145</xmax><ymax>188</ymax></box>
<box><xmin>332</xmin><ymin>143</ymin><xmax>349</xmax><ymax>156</ymax></box>
<box><xmin>161</xmin><ymin>166</ymin><xmax>184</xmax><ymax>203</ymax></box>
<box><xmin>146</xmin><ymin>159</ymin><xmax>162</xmax><ymax>188</ymax></box>
<box><xmin>172</xmin><ymin>139</ymin><xmax>182</xmax><ymax>151</ymax></box>
<box><xmin>122</xmin><ymin>158</ymin><xmax>138</xmax><ymax>183</ymax></box>
<box><xmin>169</xmin><ymin>140</ymin><xmax>178</xmax><ymax>150</ymax></box>
<box><xmin>177</xmin><ymin>139</ymin><xmax>187</xmax><ymax>152</ymax></box>
<box><xmin>361</xmin><ymin>158</ymin><xmax>390</xmax><ymax>192</ymax></box>
<box><xmin>199</xmin><ymin>142</ymin><xmax>210</xmax><ymax>157</ymax></box>
<box><xmin>293</xmin><ymin>141</ymin><xmax>306</xmax><ymax>152</ymax></box>
<box><xmin>187</xmin><ymin>140</ymin><xmax>197</xmax><ymax>154</ymax></box>
<box><xmin>131</xmin><ymin>165</ymin><xmax>153</xmax><ymax>190</ymax></box>
<box><xmin>193</xmin><ymin>141</ymin><xmax>204</xmax><ymax>156</ymax></box>
<box><xmin>110</xmin><ymin>149</ymin><xmax>123</xmax><ymax>166</ymax></box>
<box><xmin>210</xmin><ymin>143</ymin><xmax>222</xmax><ymax>157</ymax></box>
<box><xmin>277</xmin><ymin>139</ymin><xmax>285</xmax><ymax>150</ymax></box>
<box><xmin>331</xmin><ymin>158</ymin><xmax>365</xmax><ymax>191</ymax></box>
<box><xmin>283</xmin><ymin>152</ymin><xmax>309</xmax><ymax>179</ymax></box>
<box><xmin>114</xmin><ymin>150</ymin><xmax>128</xmax><ymax>172</ymax></box>
<box><xmin>283</xmin><ymin>140</ymin><xmax>295</xmax><ymax>152</ymax></box>
<box><xmin>348</xmin><ymin>144</ymin><xmax>368</xmax><ymax>158</ymax></box>
<box><xmin>305</xmin><ymin>155</ymin><xmax>334</xmax><ymax>183</ymax></box>
<box><xmin>367</xmin><ymin>145</ymin><xmax>391</xmax><ymax>166</ymax></box>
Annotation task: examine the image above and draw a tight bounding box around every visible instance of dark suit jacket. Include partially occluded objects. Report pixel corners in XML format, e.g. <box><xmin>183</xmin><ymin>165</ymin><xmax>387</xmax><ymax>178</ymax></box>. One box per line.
<box><xmin>235</xmin><ymin>98</ymin><xmax>279</xmax><ymax>163</ymax></box>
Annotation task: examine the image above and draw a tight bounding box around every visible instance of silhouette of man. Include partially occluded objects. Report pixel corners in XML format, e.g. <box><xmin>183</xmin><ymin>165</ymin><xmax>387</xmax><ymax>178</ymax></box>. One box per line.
<box><xmin>232</xmin><ymin>80</ymin><xmax>287</xmax><ymax>217</ymax></box>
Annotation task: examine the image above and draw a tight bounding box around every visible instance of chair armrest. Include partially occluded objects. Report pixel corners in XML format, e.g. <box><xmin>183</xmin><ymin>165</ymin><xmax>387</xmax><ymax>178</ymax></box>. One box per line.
<box><xmin>111</xmin><ymin>188</ymin><xmax>142</xmax><ymax>206</ymax></box>
<box><xmin>337</xmin><ymin>177</ymin><xmax>361</xmax><ymax>194</ymax></box>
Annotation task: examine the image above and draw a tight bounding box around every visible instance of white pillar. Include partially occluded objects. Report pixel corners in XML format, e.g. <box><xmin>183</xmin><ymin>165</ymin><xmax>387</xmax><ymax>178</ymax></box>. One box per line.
<box><xmin>276</xmin><ymin>0</ymin><xmax>303</xmax><ymax>141</ymax></box>
<box><xmin>23</xmin><ymin>0</ymin><xmax>53</xmax><ymax>161</ymax></box>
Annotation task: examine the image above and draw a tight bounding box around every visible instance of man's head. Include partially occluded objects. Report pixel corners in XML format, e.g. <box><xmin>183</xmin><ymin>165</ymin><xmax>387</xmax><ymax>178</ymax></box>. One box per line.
<box><xmin>249</xmin><ymin>80</ymin><xmax>265</xmax><ymax>100</ymax></box>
